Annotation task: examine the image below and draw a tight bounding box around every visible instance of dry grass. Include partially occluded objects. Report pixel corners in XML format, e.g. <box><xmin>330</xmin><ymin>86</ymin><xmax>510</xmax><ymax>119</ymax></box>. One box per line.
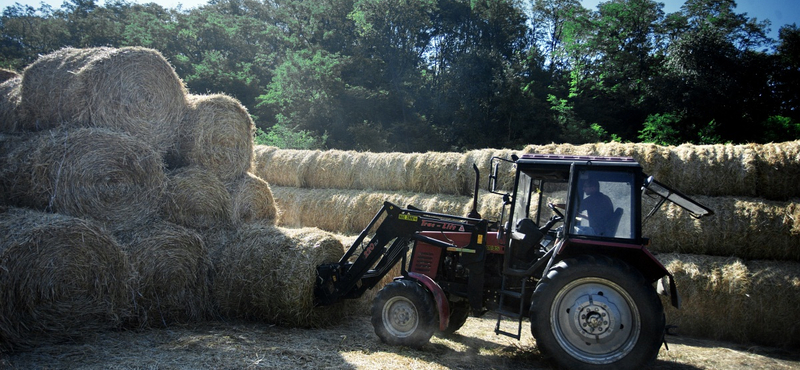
<box><xmin>0</xmin><ymin>208</ymin><xmax>135</xmax><ymax>351</ymax></box>
<box><xmin>0</xmin><ymin>127</ymin><xmax>166</xmax><ymax>231</ymax></box>
<box><xmin>1</xmin><ymin>313</ymin><xmax>798</xmax><ymax>369</ymax></box>
<box><xmin>176</xmin><ymin>93</ymin><xmax>254</xmax><ymax>182</ymax></box>
<box><xmin>20</xmin><ymin>47</ymin><xmax>187</xmax><ymax>150</ymax></box>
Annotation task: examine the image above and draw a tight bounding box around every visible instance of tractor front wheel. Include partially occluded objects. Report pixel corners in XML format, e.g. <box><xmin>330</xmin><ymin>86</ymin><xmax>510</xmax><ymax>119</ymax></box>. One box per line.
<box><xmin>530</xmin><ymin>255</ymin><xmax>665</xmax><ymax>370</ymax></box>
<box><xmin>437</xmin><ymin>300</ymin><xmax>470</xmax><ymax>336</ymax></box>
<box><xmin>371</xmin><ymin>279</ymin><xmax>437</xmax><ymax>348</ymax></box>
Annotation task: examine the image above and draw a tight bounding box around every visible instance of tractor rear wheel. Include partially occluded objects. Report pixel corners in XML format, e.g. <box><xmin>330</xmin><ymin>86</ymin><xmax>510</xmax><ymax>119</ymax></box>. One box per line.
<box><xmin>530</xmin><ymin>255</ymin><xmax>665</xmax><ymax>370</ymax></box>
<box><xmin>371</xmin><ymin>279</ymin><xmax>437</xmax><ymax>348</ymax></box>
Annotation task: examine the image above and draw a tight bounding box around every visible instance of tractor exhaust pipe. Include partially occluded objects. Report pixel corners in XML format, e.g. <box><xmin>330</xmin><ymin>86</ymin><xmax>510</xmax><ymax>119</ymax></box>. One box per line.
<box><xmin>467</xmin><ymin>163</ymin><xmax>481</xmax><ymax>219</ymax></box>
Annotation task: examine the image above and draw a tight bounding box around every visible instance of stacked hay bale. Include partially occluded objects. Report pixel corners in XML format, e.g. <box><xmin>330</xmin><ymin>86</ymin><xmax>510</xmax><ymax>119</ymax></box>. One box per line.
<box><xmin>0</xmin><ymin>47</ymin><xmax>346</xmax><ymax>351</ymax></box>
<box><xmin>0</xmin><ymin>208</ymin><xmax>135</xmax><ymax>351</ymax></box>
<box><xmin>254</xmin><ymin>142</ymin><xmax>800</xmax><ymax>349</ymax></box>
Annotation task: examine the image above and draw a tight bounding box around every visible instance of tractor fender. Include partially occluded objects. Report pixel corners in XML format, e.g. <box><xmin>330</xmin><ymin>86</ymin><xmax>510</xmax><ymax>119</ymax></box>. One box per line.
<box><xmin>406</xmin><ymin>272</ymin><xmax>450</xmax><ymax>331</ymax></box>
<box><xmin>555</xmin><ymin>238</ymin><xmax>681</xmax><ymax>308</ymax></box>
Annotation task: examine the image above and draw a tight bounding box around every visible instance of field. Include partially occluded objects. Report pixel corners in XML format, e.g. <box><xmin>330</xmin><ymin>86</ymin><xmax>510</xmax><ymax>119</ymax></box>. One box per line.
<box><xmin>3</xmin><ymin>313</ymin><xmax>799</xmax><ymax>369</ymax></box>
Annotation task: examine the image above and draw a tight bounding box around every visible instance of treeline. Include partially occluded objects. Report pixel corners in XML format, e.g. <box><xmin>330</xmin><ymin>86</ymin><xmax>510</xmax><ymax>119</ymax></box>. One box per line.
<box><xmin>1</xmin><ymin>0</ymin><xmax>798</xmax><ymax>151</ymax></box>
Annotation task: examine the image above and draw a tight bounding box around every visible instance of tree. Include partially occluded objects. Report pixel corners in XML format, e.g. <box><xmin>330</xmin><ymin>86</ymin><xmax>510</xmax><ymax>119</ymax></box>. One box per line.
<box><xmin>657</xmin><ymin>0</ymin><xmax>772</xmax><ymax>143</ymax></box>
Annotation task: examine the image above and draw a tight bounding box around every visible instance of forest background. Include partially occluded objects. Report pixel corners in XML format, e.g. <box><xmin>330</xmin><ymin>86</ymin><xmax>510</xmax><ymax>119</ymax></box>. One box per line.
<box><xmin>2</xmin><ymin>0</ymin><xmax>799</xmax><ymax>152</ymax></box>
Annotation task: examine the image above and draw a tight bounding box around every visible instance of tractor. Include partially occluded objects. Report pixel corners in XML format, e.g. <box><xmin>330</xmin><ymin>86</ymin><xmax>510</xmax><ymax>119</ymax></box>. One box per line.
<box><xmin>314</xmin><ymin>153</ymin><xmax>713</xmax><ymax>370</ymax></box>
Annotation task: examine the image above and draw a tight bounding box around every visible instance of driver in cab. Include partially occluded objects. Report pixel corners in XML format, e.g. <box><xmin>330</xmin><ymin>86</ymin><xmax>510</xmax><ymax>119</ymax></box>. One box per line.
<box><xmin>577</xmin><ymin>178</ymin><xmax>614</xmax><ymax>236</ymax></box>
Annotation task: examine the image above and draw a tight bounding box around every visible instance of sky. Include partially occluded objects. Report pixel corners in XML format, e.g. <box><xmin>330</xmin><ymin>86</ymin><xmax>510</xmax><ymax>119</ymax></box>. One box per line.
<box><xmin>0</xmin><ymin>0</ymin><xmax>796</xmax><ymax>39</ymax></box>
<box><xmin>580</xmin><ymin>0</ymin><xmax>798</xmax><ymax>39</ymax></box>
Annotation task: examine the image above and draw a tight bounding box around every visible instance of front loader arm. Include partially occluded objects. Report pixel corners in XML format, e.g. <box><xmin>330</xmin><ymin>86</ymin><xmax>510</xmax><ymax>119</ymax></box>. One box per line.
<box><xmin>315</xmin><ymin>201</ymin><xmax>487</xmax><ymax>306</ymax></box>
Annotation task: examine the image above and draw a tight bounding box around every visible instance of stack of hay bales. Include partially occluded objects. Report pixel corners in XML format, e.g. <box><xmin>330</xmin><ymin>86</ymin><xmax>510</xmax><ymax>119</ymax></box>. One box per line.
<box><xmin>0</xmin><ymin>47</ymin><xmax>345</xmax><ymax>351</ymax></box>
<box><xmin>254</xmin><ymin>142</ymin><xmax>800</xmax><ymax>349</ymax></box>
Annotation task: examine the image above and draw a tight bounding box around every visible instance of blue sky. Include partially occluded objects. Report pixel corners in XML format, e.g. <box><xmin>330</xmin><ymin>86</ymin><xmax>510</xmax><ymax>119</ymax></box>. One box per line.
<box><xmin>1</xmin><ymin>0</ymin><xmax>796</xmax><ymax>39</ymax></box>
<box><xmin>580</xmin><ymin>0</ymin><xmax>798</xmax><ymax>39</ymax></box>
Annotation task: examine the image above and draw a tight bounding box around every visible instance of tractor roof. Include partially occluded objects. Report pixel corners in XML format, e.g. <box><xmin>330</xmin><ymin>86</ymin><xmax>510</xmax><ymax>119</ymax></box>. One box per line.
<box><xmin>517</xmin><ymin>154</ymin><xmax>641</xmax><ymax>169</ymax></box>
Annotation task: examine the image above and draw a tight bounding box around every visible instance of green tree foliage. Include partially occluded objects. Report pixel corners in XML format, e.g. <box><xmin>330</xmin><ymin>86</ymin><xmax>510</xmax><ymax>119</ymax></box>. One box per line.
<box><xmin>1</xmin><ymin>0</ymin><xmax>798</xmax><ymax>150</ymax></box>
<box><xmin>253</xmin><ymin>124</ymin><xmax>327</xmax><ymax>149</ymax></box>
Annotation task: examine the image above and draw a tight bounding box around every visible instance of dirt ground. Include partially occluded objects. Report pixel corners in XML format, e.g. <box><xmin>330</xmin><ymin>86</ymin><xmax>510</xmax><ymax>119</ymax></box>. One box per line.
<box><xmin>2</xmin><ymin>313</ymin><xmax>798</xmax><ymax>370</ymax></box>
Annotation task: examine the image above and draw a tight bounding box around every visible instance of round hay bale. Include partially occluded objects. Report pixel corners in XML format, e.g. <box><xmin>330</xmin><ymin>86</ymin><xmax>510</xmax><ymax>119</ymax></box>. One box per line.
<box><xmin>409</xmin><ymin>151</ymin><xmax>467</xmax><ymax>195</ymax></box>
<box><xmin>0</xmin><ymin>68</ymin><xmax>18</xmax><ymax>83</ymax></box>
<box><xmin>668</xmin><ymin>143</ymin><xmax>758</xmax><ymax>197</ymax></box>
<box><xmin>644</xmin><ymin>196</ymin><xmax>800</xmax><ymax>261</ymax></box>
<box><xmin>523</xmin><ymin>142</ymin><xmax>800</xmax><ymax>200</ymax></box>
<box><xmin>116</xmin><ymin>221</ymin><xmax>213</xmax><ymax>327</ymax></box>
<box><xmin>176</xmin><ymin>94</ymin><xmax>254</xmax><ymax>181</ymax></box>
<box><xmin>756</xmin><ymin>141</ymin><xmax>800</xmax><ymax>200</ymax></box>
<box><xmin>211</xmin><ymin>224</ymin><xmax>348</xmax><ymax>327</ymax></box>
<box><xmin>269</xmin><ymin>186</ymin><xmax>504</xmax><ymax>235</ymax></box>
<box><xmin>252</xmin><ymin>145</ymin><xmax>279</xmax><ymax>176</ymax></box>
<box><xmin>305</xmin><ymin>150</ymin><xmax>358</xmax><ymax>189</ymax></box>
<box><xmin>0</xmin><ymin>127</ymin><xmax>166</xmax><ymax>231</ymax></box>
<box><xmin>254</xmin><ymin>148</ymin><xmax>320</xmax><ymax>188</ymax></box>
<box><xmin>161</xmin><ymin>167</ymin><xmax>231</xmax><ymax>230</ymax></box>
<box><xmin>227</xmin><ymin>172</ymin><xmax>279</xmax><ymax>225</ymax></box>
<box><xmin>657</xmin><ymin>253</ymin><xmax>800</xmax><ymax>349</ymax></box>
<box><xmin>0</xmin><ymin>208</ymin><xmax>135</xmax><ymax>351</ymax></box>
<box><xmin>20</xmin><ymin>47</ymin><xmax>187</xmax><ymax>150</ymax></box>
<box><xmin>0</xmin><ymin>133</ymin><xmax>26</xmax><ymax>205</ymax></box>
<box><xmin>0</xmin><ymin>76</ymin><xmax>23</xmax><ymax>133</ymax></box>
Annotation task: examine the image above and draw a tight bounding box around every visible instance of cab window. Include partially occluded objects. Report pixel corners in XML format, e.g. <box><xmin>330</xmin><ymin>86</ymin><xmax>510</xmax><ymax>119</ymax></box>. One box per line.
<box><xmin>570</xmin><ymin>170</ymin><xmax>635</xmax><ymax>239</ymax></box>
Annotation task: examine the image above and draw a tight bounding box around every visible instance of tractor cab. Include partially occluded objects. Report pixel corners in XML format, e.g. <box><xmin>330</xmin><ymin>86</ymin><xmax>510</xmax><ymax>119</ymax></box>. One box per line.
<box><xmin>491</xmin><ymin>154</ymin><xmax>712</xmax><ymax>288</ymax></box>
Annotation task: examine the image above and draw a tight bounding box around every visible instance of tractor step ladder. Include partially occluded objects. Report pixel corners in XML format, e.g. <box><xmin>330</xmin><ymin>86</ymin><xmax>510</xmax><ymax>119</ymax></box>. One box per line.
<box><xmin>494</xmin><ymin>275</ymin><xmax>528</xmax><ymax>340</ymax></box>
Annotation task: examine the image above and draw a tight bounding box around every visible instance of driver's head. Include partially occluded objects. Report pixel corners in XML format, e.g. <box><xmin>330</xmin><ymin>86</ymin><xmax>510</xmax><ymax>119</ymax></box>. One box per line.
<box><xmin>583</xmin><ymin>179</ymin><xmax>600</xmax><ymax>194</ymax></box>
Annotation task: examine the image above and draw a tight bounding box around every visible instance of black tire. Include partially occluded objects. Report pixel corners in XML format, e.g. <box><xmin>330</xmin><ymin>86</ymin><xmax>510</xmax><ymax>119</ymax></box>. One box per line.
<box><xmin>530</xmin><ymin>255</ymin><xmax>665</xmax><ymax>370</ymax></box>
<box><xmin>437</xmin><ymin>300</ymin><xmax>470</xmax><ymax>336</ymax></box>
<box><xmin>371</xmin><ymin>279</ymin><xmax>437</xmax><ymax>348</ymax></box>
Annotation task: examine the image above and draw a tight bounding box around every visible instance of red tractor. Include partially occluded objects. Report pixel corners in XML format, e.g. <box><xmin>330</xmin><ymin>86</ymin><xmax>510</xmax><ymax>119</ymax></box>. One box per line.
<box><xmin>315</xmin><ymin>154</ymin><xmax>712</xmax><ymax>370</ymax></box>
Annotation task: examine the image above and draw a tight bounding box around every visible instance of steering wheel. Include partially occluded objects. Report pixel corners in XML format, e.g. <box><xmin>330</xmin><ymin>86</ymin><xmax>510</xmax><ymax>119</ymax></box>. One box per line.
<box><xmin>547</xmin><ymin>202</ymin><xmax>564</xmax><ymax>220</ymax></box>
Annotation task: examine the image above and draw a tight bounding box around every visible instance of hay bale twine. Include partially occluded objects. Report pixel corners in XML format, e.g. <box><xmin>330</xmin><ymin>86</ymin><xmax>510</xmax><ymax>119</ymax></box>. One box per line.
<box><xmin>20</xmin><ymin>47</ymin><xmax>187</xmax><ymax>150</ymax></box>
<box><xmin>0</xmin><ymin>76</ymin><xmax>23</xmax><ymax>133</ymax></box>
<box><xmin>116</xmin><ymin>221</ymin><xmax>213</xmax><ymax>327</ymax></box>
<box><xmin>211</xmin><ymin>224</ymin><xmax>347</xmax><ymax>327</ymax></box>
<box><xmin>161</xmin><ymin>167</ymin><xmax>232</xmax><ymax>230</ymax></box>
<box><xmin>176</xmin><ymin>94</ymin><xmax>254</xmax><ymax>182</ymax></box>
<box><xmin>227</xmin><ymin>172</ymin><xmax>279</xmax><ymax>225</ymax></box>
<box><xmin>0</xmin><ymin>127</ymin><xmax>166</xmax><ymax>231</ymax></box>
<box><xmin>0</xmin><ymin>208</ymin><xmax>135</xmax><ymax>351</ymax></box>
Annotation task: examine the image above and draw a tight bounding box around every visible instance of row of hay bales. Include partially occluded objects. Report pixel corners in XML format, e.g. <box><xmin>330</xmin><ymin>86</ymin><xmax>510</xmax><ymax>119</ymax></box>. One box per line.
<box><xmin>0</xmin><ymin>47</ymin><xmax>349</xmax><ymax>352</ymax></box>
<box><xmin>253</xmin><ymin>144</ymin><xmax>800</xmax><ymax>349</ymax></box>
<box><xmin>254</xmin><ymin>141</ymin><xmax>800</xmax><ymax>201</ymax></box>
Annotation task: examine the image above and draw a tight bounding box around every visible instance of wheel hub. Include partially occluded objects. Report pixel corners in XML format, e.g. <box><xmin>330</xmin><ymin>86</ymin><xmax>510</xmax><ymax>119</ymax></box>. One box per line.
<box><xmin>384</xmin><ymin>297</ymin><xmax>418</xmax><ymax>337</ymax></box>
<box><xmin>571</xmin><ymin>294</ymin><xmax>620</xmax><ymax>343</ymax></box>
